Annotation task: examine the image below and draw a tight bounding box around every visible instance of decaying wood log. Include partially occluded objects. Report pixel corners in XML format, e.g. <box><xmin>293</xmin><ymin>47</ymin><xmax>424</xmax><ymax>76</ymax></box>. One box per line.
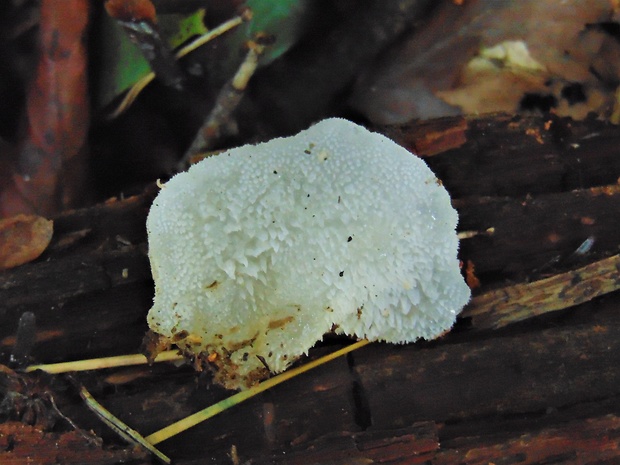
<box><xmin>0</xmin><ymin>421</ymin><xmax>149</xmax><ymax>464</ymax></box>
<box><xmin>1</xmin><ymin>113</ymin><xmax>619</xmax><ymax>464</ymax></box>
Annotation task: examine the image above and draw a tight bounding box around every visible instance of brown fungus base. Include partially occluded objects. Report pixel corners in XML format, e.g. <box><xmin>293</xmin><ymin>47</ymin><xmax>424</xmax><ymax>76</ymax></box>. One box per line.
<box><xmin>142</xmin><ymin>330</ymin><xmax>270</xmax><ymax>390</ymax></box>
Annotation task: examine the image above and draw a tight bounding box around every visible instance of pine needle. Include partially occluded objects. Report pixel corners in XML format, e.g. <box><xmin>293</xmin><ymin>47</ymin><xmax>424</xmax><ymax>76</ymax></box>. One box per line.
<box><xmin>24</xmin><ymin>350</ymin><xmax>183</xmax><ymax>374</ymax></box>
<box><xmin>146</xmin><ymin>339</ymin><xmax>371</xmax><ymax>445</ymax></box>
<box><xmin>78</xmin><ymin>384</ymin><xmax>171</xmax><ymax>464</ymax></box>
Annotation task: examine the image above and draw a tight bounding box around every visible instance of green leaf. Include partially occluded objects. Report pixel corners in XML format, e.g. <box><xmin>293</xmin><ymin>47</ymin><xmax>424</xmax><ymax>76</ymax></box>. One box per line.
<box><xmin>245</xmin><ymin>0</ymin><xmax>310</xmax><ymax>64</ymax></box>
<box><xmin>97</xmin><ymin>8</ymin><xmax>208</xmax><ymax>107</ymax></box>
<box><xmin>98</xmin><ymin>12</ymin><xmax>151</xmax><ymax>107</ymax></box>
<box><xmin>208</xmin><ymin>0</ymin><xmax>311</xmax><ymax>84</ymax></box>
<box><xmin>160</xmin><ymin>8</ymin><xmax>208</xmax><ymax>49</ymax></box>
<box><xmin>97</xmin><ymin>1</ymin><xmax>311</xmax><ymax>107</ymax></box>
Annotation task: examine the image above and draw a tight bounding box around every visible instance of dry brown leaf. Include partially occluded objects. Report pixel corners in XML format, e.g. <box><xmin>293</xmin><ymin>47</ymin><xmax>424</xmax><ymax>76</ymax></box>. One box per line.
<box><xmin>350</xmin><ymin>0</ymin><xmax>618</xmax><ymax>123</ymax></box>
<box><xmin>0</xmin><ymin>214</ymin><xmax>53</xmax><ymax>270</ymax></box>
<box><xmin>0</xmin><ymin>0</ymin><xmax>90</xmax><ymax>217</ymax></box>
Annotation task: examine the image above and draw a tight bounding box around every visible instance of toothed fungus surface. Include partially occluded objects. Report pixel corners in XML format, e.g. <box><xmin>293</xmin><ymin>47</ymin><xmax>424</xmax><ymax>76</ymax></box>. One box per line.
<box><xmin>146</xmin><ymin>118</ymin><xmax>470</xmax><ymax>390</ymax></box>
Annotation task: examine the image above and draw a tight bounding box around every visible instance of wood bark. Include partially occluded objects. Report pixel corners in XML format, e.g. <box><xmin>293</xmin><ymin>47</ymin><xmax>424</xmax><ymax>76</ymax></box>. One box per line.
<box><xmin>1</xmin><ymin>113</ymin><xmax>619</xmax><ymax>464</ymax></box>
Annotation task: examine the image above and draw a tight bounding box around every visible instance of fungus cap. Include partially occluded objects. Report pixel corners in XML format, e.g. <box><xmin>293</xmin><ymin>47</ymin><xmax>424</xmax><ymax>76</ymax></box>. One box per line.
<box><xmin>146</xmin><ymin>118</ymin><xmax>470</xmax><ymax>389</ymax></box>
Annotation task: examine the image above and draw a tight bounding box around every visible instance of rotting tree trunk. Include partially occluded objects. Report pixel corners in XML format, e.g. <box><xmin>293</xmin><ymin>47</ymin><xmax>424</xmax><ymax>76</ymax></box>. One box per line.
<box><xmin>1</xmin><ymin>113</ymin><xmax>619</xmax><ymax>464</ymax></box>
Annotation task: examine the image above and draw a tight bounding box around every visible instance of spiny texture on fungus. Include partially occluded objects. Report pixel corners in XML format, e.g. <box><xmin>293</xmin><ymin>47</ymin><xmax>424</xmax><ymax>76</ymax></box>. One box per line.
<box><xmin>147</xmin><ymin>118</ymin><xmax>470</xmax><ymax>390</ymax></box>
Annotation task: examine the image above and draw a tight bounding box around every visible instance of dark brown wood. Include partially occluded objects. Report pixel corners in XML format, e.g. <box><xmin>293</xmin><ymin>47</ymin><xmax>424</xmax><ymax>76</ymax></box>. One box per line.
<box><xmin>397</xmin><ymin>114</ymin><xmax>620</xmax><ymax>197</ymax></box>
<box><xmin>244</xmin><ymin>0</ymin><xmax>437</xmax><ymax>134</ymax></box>
<box><xmin>1</xmin><ymin>114</ymin><xmax>619</xmax><ymax>464</ymax></box>
<box><xmin>267</xmin><ymin>421</ymin><xmax>439</xmax><ymax>465</ymax></box>
<box><xmin>433</xmin><ymin>414</ymin><xmax>620</xmax><ymax>465</ymax></box>
<box><xmin>0</xmin><ymin>190</ymin><xmax>156</xmax><ymax>363</ymax></box>
<box><xmin>456</xmin><ymin>185</ymin><xmax>620</xmax><ymax>280</ymax></box>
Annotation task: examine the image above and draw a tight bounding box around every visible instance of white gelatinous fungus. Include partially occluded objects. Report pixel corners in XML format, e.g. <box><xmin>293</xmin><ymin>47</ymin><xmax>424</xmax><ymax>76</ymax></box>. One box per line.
<box><xmin>146</xmin><ymin>118</ymin><xmax>470</xmax><ymax>390</ymax></box>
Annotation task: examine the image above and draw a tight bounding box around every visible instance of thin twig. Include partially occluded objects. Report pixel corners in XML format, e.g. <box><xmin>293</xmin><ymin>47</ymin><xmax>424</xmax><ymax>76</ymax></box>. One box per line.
<box><xmin>179</xmin><ymin>41</ymin><xmax>265</xmax><ymax>168</ymax></box>
<box><xmin>463</xmin><ymin>254</ymin><xmax>620</xmax><ymax>330</ymax></box>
